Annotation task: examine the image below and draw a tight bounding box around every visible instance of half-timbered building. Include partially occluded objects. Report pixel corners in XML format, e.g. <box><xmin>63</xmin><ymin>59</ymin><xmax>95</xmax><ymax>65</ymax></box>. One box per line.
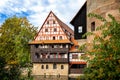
<box><xmin>29</xmin><ymin>11</ymin><xmax>75</xmax><ymax>76</ymax></box>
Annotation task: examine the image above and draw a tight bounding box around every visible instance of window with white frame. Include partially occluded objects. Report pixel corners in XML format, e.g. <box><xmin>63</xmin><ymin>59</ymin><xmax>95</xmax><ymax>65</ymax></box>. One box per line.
<box><xmin>78</xmin><ymin>26</ymin><xmax>82</xmax><ymax>33</ymax></box>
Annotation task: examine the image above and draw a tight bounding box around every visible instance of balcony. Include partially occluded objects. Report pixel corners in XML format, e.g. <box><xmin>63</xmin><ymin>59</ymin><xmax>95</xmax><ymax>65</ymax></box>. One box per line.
<box><xmin>36</xmin><ymin>48</ymin><xmax>69</xmax><ymax>53</ymax></box>
<box><xmin>70</xmin><ymin>68</ymin><xmax>84</xmax><ymax>74</ymax></box>
<box><xmin>32</xmin><ymin>58</ymin><xmax>68</xmax><ymax>63</ymax></box>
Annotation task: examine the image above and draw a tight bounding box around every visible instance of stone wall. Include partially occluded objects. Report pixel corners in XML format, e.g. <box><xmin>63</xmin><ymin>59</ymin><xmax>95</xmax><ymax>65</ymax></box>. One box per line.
<box><xmin>32</xmin><ymin>63</ymin><xmax>68</xmax><ymax>76</ymax></box>
<box><xmin>87</xmin><ymin>0</ymin><xmax>120</xmax><ymax>43</ymax></box>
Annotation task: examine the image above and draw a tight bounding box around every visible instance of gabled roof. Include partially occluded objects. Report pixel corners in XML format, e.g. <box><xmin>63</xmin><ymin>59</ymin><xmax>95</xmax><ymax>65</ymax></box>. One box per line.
<box><xmin>70</xmin><ymin>1</ymin><xmax>87</xmax><ymax>26</ymax></box>
<box><xmin>29</xmin><ymin>11</ymin><xmax>74</xmax><ymax>44</ymax></box>
<box><xmin>53</xmin><ymin>13</ymin><xmax>74</xmax><ymax>36</ymax></box>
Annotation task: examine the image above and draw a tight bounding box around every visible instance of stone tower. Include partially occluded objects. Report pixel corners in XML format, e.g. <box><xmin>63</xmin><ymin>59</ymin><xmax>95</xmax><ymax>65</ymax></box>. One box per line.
<box><xmin>87</xmin><ymin>0</ymin><xmax>120</xmax><ymax>42</ymax></box>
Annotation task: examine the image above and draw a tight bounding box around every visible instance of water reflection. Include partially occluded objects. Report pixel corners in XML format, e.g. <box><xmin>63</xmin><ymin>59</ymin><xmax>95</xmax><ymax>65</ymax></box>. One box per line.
<box><xmin>33</xmin><ymin>76</ymin><xmax>76</xmax><ymax>80</ymax></box>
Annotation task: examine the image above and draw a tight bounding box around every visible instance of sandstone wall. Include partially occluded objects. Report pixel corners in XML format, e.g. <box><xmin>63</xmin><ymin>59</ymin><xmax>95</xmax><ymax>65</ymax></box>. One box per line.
<box><xmin>87</xmin><ymin>0</ymin><xmax>120</xmax><ymax>43</ymax></box>
<box><xmin>33</xmin><ymin>63</ymin><xmax>68</xmax><ymax>76</ymax></box>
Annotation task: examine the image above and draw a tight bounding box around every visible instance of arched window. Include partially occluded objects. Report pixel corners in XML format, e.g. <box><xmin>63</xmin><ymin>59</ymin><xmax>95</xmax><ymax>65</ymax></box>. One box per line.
<box><xmin>53</xmin><ymin>63</ymin><xmax>57</xmax><ymax>69</ymax></box>
<box><xmin>41</xmin><ymin>65</ymin><xmax>44</xmax><ymax>69</ymax></box>
<box><xmin>46</xmin><ymin>65</ymin><xmax>48</xmax><ymax>69</ymax></box>
<box><xmin>61</xmin><ymin>65</ymin><xmax>64</xmax><ymax>69</ymax></box>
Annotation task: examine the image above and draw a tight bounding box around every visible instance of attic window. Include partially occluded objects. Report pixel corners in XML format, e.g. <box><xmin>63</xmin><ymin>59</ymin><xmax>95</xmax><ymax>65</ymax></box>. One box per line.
<box><xmin>91</xmin><ymin>22</ymin><xmax>95</xmax><ymax>31</ymax></box>
<box><xmin>45</xmin><ymin>29</ymin><xmax>48</xmax><ymax>32</ymax></box>
<box><xmin>78</xmin><ymin>26</ymin><xmax>82</xmax><ymax>33</ymax></box>
<box><xmin>47</xmin><ymin>21</ymin><xmax>49</xmax><ymax>24</ymax></box>
<box><xmin>53</xmin><ymin>36</ymin><xmax>55</xmax><ymax>40</ymax></box>
<box><xmin>59</xmin><ymin>36</ymin><xmax>62</xmax><ymax>40</ymax></box>
<box><xmin>54</xmin><ymin>28</ymin><xmax>57</xmax><ymax>32</ymax></box>
<box><xmin>53</xmin><ymin>20</ymin><xmax>55</xmax><ymax>24</ymax></box>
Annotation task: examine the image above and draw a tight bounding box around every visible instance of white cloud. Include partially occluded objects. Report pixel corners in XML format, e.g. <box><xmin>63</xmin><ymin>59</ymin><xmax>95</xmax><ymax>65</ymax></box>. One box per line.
<box><xmin>0</xmin><ymin>0</ymin><xmax>86</xmax><ymax>30</ymax></box>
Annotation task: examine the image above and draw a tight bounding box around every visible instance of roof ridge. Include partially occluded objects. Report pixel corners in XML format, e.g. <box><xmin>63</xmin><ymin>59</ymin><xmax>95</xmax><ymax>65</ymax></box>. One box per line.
<box><xmin>52</xmin><ymin>12</ymin><xmax>74</xmax><ymax>36</ymax></box>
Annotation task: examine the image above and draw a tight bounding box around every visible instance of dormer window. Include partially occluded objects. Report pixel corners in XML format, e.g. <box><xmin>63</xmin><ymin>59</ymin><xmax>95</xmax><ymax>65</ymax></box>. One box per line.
<box><xmin>78</xmin><ymin>26</ymin><xmax>82</xmax><ymax>33</ymax></box>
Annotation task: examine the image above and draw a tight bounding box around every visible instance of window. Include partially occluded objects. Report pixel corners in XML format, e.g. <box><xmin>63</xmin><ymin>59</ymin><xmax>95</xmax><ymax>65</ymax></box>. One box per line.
<box><xmin>72</xmin><ymin>54</ymin><xmax>78</xmax><ymax>59</ymax></box>
<box><xmin>42</xmin><ymin>54</ymin><xmax>46</xmax><ymax>59</ymax></box>
<box><xmin>53</xmin><ymin>63</ymin><xmax>57</xmax><ymax>69</ymax></box>
<box><xmin>47</xmin><ymin>21</ymin><xmax>49</xmax><ymax>24</ymax></box>
<box><xmin>61</xmin><ymin>54</ymin><xmax>64</xmax><ymax>58</ymax></box>
<box><xmin>41</xmin><ymin>65</ymin><xmax>44</xmax><ymax>69</ymax></box>
<box><xmin>66</xmin><ymin>45</ymin><xmax>68</xmax><ymax>48</ymax></box>
<box><xmin>53</xmin><ymin>20</ymin><xmax>55</xmax><ymax>24</ymax></box>
<box><xmin>91</xmin><ymin>22</ymin><xmax>95</xmax><ymax>31</ymax></box>
<box><xmin>45</xmin><ymin>29</ymin><xmax>48</xmax><ymax>32</ymax></box>
<box><xmin>35</xmin><ymin>45</ymin><xmax>39</xmax><ymax>48</ymax></box>
<box><xmin>78</xmin><ymin>26</ymin><xmax>82</xmax><ymax>33</ymax></box>
<box><xmin>52</xmin><ymin>45</ymin><xmax>54</xmax><ymax>48</ymax></box>
<box><xmin>60</xmin><ymin>45</ymin><xmax>63</xmax><ymax>48</ymax></box>
<box><xmin>35</xmin><ymin>53</ymin><xmax>40</xmax><ymax>59</ymax></box>
<box><xmin>61</xmin><ymin>65</ymin><xmax>64</xmax><ymax>69</ymax></box>
<box><xmin>75</xmin><ymin>46</ymin><xmax>79</xmax><ymax>49</ymax></box>
<box><xmin>54</xmin><ymin>28</ymin><xmax>57</xmax><ymax>32</ymax></box>
<box><xmin>54</xmin><ymin>45</ymin><xmax>57</xmax><ymax>48</ymax></box>
<box><xmin>53</xmin><ymin>36</ymin><xmax>55</xmax><ymax>40</ymax></box>
<box><xmin>59</xmin><ymin>36</ymin><xmax>62</xmax><ymax>40</ymax></box>
<box><xmin>46</xmin><ymin>65</ymin><xmax>48</xmax><ymax>69</ymax></box>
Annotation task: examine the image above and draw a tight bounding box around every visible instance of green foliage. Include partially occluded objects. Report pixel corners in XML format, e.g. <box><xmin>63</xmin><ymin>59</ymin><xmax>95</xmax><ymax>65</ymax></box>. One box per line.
<box><xmin>81</xmin><ymin>13</ymin><xmax>120</xmax><ymax>80</ymax></box>
<box><xmin>0</xmin><ymin>16</ymin><xmax>37</xmax><ymax>79</ymax></box>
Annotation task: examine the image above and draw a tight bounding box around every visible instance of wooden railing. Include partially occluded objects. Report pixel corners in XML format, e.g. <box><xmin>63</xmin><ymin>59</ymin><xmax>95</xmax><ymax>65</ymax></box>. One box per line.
<box><xmin>32</xmin><ymin>58</ymin><xmax>68</xmax><ymax>63</ymax></box>
<box><xmin>70</xmin><ymin>68</ymin><xmax>84</xmax><ymax>74</ymax></box>
<box><xmin>36</xmin><ymin>48</ymin><xmax>69</xmax><ymax>53</ymax></box>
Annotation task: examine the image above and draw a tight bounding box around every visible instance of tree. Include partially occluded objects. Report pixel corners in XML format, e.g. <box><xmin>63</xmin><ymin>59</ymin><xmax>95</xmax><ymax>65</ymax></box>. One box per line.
<box><xmin>0</xmin><ymin>16</ymin><xmax>36</xmax><ymax>66</ymax></box>
<box><xmin>81</xmin><ymin>13</ymin><xmax>120</xmax><ymax>80</ymax></box>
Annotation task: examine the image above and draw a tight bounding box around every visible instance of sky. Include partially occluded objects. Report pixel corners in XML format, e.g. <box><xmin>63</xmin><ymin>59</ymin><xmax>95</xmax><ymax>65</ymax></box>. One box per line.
<box><xmin>0</xmin><ymin>0</ymin><xmax>86</xmax><ymax>30</ymax></box>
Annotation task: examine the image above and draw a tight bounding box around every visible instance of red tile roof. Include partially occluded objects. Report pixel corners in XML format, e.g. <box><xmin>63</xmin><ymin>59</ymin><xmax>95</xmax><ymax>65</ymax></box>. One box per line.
<box><xmin>29</xmin><ymin>39</ymin><xmax>71</xmax><ymax>44</ymax></box>
<box><xmin>70</xmin><ymin>61</ymin><xmax>86</xmax><ymax>64</ymax></box>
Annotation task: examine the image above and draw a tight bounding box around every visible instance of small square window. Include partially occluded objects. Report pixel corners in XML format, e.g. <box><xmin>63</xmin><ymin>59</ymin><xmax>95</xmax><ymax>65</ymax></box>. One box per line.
<box><xmin>54</xmin><ymin>28</ymin><xmax>57</xmax><ymax>32</ymax></box>
<box><xmin>72</xmin><ymin>54</ymin><xmax>78</xmax><ymax>59</ymax></box>
<box><xmin>47</xmin><ymin>21</ymin><xmax>49</xmax><ymax>24</ymax></box>
<box><xmin>53</xmin><ymin>21</ymin><xmax>55</xmax><ymax>24</ymax></box>
<box><xmin>78</xmin><ymin>26</ymin><xmax>82</xmax><ymax>33</ymax></box>
<box><xmin>45</xmin><ymin>29</ymin><xmax>48</xmax><ymax>32</ymax></box>
<box><xmin>59</xmin><ymin>36</ymin><xmax>62</xmax><ymax>40</ymax></box>
<box><xmin>91</xmin><ymin>22</ymin><xmax>95</xmax><ymax>31</ymax></box>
